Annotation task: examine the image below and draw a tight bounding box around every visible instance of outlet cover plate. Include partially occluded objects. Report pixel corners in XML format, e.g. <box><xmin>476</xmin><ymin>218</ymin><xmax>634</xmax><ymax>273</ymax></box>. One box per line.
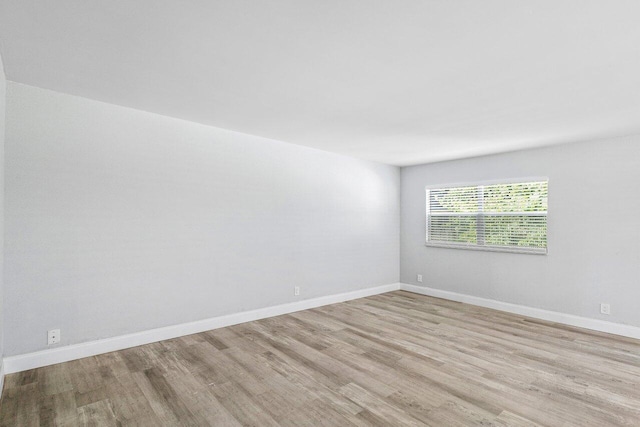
<box><xmin>48</xmin><ymin>329</ymin><xmax>61</xmax><ymax>345</ymax></box>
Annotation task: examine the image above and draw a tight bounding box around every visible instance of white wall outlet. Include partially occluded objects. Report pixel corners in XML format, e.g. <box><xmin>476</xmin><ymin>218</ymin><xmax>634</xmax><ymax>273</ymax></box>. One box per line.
<box><xmin>48</xmin><ymin>329</ymin><xmax>61</xmax><ymax>345</ymax></box>
<box><xmin>417</xmin><ymin>274</ymin><xmax>423</xmax><ymax>283</ymax></box>
<box><xmin>294</xmin><ymin>286</ymin><xmax>300</xmax><ymax>296</ymax></box>
<box><xmin>600</xmin><ymin>303</ymin><xmax>610</xmax><ymax>315</ymax></box>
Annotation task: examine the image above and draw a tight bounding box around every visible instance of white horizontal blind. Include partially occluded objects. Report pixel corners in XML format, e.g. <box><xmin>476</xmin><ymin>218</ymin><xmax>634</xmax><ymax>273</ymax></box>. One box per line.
<box><xmin>426</xmin><ymin>180</ymin><xmax>548</xmax><ymax>254</ymax></box>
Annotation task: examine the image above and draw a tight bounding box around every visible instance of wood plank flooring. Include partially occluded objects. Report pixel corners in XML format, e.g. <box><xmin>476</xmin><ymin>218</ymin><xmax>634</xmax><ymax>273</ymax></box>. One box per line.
<box><xmin>2</xmin><ymin>291</ymin><xmax>640</xmax><ymax>426</ymax></box>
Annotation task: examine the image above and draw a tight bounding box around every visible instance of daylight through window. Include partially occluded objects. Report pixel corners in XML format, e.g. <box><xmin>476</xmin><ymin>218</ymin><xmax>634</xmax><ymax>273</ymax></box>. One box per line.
<box><xmin>426</xmin><ymin>180</ymin><xmax>548</xmax><ymax>254</ymax></box>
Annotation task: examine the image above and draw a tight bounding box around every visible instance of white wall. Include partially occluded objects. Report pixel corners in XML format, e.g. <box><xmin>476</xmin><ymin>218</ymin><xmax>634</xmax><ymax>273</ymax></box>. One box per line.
<box><xmin>401</xmin><ymin>136</ymin><xmax>640</xmax><ymax>327</ymax></box>
<box><xmin>0</xmin><ymin>51</ymin><xmax>6</xmax><ymax>377</ymax></box>
<box><xmin>4</xmin><ymin>83</ymin><xmax>400</xmax><ymax>357</ymax></box>
<box><xmin>6</xmin><ymin>77</ymin><xmax>639</xmax><ymax>363</ymax></box>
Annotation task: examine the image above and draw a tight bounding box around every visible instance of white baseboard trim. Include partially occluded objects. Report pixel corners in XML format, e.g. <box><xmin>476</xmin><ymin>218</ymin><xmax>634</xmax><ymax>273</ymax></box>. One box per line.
<box><xmin>3</xmin><ymin>283</ymin><xmax>401</xmax><ymax>374</ymax></box>
<box><xmin>0</xmin><ymin>362</ymin><xmax>4</xmax><ymax>395</ymax></box>
<box><xmin>400</xmin><ymin>283</ymin><xmax>640</xmax><ymax>340</ymax></box>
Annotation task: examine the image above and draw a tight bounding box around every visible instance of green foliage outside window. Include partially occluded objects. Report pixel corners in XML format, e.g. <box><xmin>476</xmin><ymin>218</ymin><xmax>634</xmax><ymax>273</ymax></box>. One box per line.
<box><xmin>428</xmin><ymin>182</ymin><xmax>547</xmax><ymax>250</ymax></box>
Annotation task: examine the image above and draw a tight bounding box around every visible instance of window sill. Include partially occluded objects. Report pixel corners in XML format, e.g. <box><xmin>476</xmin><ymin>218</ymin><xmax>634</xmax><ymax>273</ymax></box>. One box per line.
<box><xmin>425</xmin><ymin>242</ymin><xmax>547</xmax><ymax>255</ymax></box>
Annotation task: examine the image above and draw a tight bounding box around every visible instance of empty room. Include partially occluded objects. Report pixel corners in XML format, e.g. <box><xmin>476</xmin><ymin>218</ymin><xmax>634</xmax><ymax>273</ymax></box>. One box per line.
<box><xmin>0</xmin><ymin>1</ymin><xmax>639</xmax><ymax>426</ymax></box>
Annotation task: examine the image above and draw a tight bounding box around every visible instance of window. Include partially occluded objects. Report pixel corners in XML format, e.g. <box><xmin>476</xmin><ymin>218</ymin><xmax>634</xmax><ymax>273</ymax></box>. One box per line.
<box><xmin>426</xmin><ymin>179</ymin><xmax>548</xmax><ymax>254</ymax></box>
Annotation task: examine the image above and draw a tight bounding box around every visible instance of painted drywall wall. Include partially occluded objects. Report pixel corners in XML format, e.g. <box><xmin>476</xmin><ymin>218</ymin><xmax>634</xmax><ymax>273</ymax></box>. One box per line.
<box><xmin>4</xmin><ymin>83</ymin><xmax>400</xmax><ymax>356</ymax></box>
<box><xmin>0</xmin><ymin>51</ymin><xmax>6</xmax><ymax>375</ymax></box>
<box><xmin>401</xmin><ymin>136</ymin><xmax>640</xmax><ymax>327</ymax></box>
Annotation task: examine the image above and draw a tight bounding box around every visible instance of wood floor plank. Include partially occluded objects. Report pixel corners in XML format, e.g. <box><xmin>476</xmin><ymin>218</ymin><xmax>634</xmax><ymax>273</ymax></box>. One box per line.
<box><xmin>76</xmin><ymin>400</ymin><xmax>119</xmax><ymax>427</ymax></box>
<box><xmin>2</xmin><ymin>291</ymin><xmax>640</xmax><ymax>426</ymax></box>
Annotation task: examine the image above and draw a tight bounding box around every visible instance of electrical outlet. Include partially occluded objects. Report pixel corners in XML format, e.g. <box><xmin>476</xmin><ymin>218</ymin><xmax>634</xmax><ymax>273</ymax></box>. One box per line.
<box><xmin>417</xmin><ymin>274</ymin><xmax>423</xmax><ymax>283</ymax></box>
<box><xmin>600</xmin><ymin>303</ymin><xmax>610</xmax><ymax>315</ymax></box>
<box><xmin>48</xmin><ymin>329</ymin><xmax>61</xmax><ymax>345</ymax></box>
<box><xmin>294</xmin><ymin>286</ymin><xmax>300</xmax><ymax>296</ymax></box>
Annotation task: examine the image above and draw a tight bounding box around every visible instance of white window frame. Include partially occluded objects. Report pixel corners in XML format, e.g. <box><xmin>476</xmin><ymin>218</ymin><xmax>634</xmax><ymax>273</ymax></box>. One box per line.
<box><xmin>425</xmin><ymin>177</ymin><xmax>548</xmax><ymax>255</ymax></box>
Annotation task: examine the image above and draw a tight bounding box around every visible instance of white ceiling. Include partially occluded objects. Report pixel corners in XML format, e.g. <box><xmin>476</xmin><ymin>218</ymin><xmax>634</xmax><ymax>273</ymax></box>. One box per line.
<box><xmin>1</xmin><ymin>1</ymin><xmax>639</xmax><ymax>166</ymax></box>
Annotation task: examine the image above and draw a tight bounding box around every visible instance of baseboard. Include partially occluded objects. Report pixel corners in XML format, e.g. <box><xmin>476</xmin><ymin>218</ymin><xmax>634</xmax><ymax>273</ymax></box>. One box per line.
<box><xmin>3</xmin><ymin>282</ymin><xmax>401</xmax><ymax>374</ymax></box>
<box><xmin>400</xmin><ymin>283</ymin><xmax>640</xmax><ymax>340</ymax></box>
<box><xmin>0</xmin><ymin>362</ymin><xmax>4</xmax><ymax>396</ymax></box>
<box><xmin>9</xmin><ymin>281</ymin><xmax>634</xmax><ymax>375</ymax></box>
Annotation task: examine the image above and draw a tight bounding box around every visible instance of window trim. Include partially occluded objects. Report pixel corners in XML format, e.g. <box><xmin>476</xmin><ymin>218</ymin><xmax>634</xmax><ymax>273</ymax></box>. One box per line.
<box><xmin>425</xmin><ymin>177</ymin><xmax>549</xmax><ymax>255</ymax></box>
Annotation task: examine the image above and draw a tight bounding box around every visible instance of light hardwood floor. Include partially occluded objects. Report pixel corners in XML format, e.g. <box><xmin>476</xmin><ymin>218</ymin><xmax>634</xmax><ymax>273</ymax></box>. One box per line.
<box><xmin>2</xmin><ymin>291</ymin><xmax>640</xmax><ymax>426</ymax></box>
